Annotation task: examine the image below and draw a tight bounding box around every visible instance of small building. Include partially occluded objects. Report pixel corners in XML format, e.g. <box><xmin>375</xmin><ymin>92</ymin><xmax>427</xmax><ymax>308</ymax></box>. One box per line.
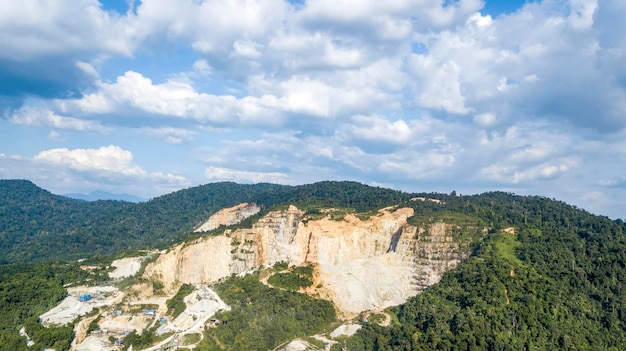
<box><xmin>79</xmin><ymin>294</ymin><xmax>92</xmax><ymax>302</ymax></box>
<box><xmin>143</xmin><ymin>309</ymin><xmax>156</xmax><ymax>316</ymax></box>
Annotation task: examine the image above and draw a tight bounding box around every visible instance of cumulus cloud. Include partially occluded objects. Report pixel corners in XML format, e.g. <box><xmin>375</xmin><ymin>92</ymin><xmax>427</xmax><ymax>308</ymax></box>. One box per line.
<box><xmin>57</xmin><ymin>62</ymin><xmax>404</xmax><ymax>128</ymax></box>
<box><xmin>5</xmin><ymin>145</ymin><xmax>191</xmax><ymax>197</ymax></box>
<box><xmin>34</xmin><ymin>145</ymin><xmax>145</xmax><ymax>176</ymax></box>
<box><xmin>56</xmin><ymin>71</ymin><xmax>285</xmax><ymax>126</ymax></box>
<box><xmin>2</xmin><ymin>0</ymin><xmax>626</xmax><ymax>219</ymax></box>
<box><xmin>8</xmin><ymin>106</ymin><xmax>110</xmax><ymax>133</ymax></box>
<box><xmin>204</xmin><ymin>166</ymin><xmax>289</xmax><ymax>184</ymax></box>
<box><xmin>0</xmin><ymin>0</ymin><xmax>133</xmax><ymax>99</ymax></box>
<box><xmin>481</xmin><ymin>158</ymin><xmax>579</xmax><ymax>184</ymax></box>
<box><xmin>348</xmin><ymin>115</ymin><xmax>414</xmax><ymax>144</ymax></box>
<box><xmin>599</xmin><ymin>176</ymin><xmax>626</xmax><ymax>188</ymax></box>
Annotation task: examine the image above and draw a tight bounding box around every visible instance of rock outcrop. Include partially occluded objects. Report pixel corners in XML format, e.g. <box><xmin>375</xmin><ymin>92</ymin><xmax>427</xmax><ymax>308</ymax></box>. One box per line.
<box><xmin>194</xmin><ymin>202</ymin><xmax>261</xmax><ymax>232</ymax></box>
<box><xmin>144</xmin><ymin>205</ymin><xmax>480</xmax><ymax>316</ymax></box>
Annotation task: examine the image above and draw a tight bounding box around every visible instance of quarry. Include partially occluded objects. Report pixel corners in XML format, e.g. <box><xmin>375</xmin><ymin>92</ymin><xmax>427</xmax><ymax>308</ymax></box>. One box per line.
<box><xmin>36</xmin><ymin>202</ymin><xmax>484</xmax><ymax>350</ymax></box>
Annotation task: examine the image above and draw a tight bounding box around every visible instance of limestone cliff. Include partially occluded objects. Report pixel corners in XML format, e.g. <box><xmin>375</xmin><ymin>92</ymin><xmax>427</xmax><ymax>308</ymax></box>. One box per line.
<box><xmin>144</xmin><ymin>205</ymin><xmax>481</xmax><ymax>315</ymax></box>
<box><xmin>194</xmin><ymin>202</ymin><xmax>261</xmax><ymax>232</ymax></box>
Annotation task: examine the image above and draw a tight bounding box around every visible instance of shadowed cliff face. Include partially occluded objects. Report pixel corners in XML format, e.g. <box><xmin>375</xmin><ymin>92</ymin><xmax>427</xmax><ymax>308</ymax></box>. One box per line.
<box><xmin>143</xmin><ymin>205</ymin><xmax>480</xmax><ymax>316</ymax></box>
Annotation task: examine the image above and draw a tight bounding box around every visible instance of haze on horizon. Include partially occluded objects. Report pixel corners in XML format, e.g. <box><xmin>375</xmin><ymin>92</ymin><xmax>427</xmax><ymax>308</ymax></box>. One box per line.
<box><xmin>0</xmin><ymin>0</ymin><xmax>624</xmax><ymax>220</ymax></box>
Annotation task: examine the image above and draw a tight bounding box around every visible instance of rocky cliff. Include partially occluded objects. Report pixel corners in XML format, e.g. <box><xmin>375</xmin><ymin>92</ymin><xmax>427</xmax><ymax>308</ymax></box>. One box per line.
<box><xmin>194</xmin><ymin>202</ymin><xmax>261</xmax><ymax>232</ymax></box>
<box><xmin>144</xmin><ymin>205</ymin><xmax>481</xmax><ymax>316</ymax></box>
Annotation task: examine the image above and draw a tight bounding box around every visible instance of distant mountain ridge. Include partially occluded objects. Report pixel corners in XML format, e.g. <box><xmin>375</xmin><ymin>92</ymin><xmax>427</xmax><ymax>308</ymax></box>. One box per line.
<box><xmin>64</xmin><ymin>190</ymin><xmax>146</xmax><ymax>203</ymax></box>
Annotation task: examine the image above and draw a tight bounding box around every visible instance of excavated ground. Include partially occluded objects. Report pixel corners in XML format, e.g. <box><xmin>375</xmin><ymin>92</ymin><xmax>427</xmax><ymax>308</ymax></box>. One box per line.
<box><xmin>37</xmin><ymin>203</ymin><xmax>481</xmax><ymax>350</ymax></box>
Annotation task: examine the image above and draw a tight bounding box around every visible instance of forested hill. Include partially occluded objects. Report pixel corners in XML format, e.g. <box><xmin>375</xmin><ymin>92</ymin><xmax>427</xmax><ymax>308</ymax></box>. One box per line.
<box><xmin>342</xmin><ymin>192</ymin><xmax>626</xmax><ymax>350</ymax></box>
<box><xmin>2</xmin><ymin>180</ymin><xmax>626</xmax><ymax>349</ymax></box>
<box><xmin>0</xmin><ymin>179</ymin><xmax>411</xmax><ymax>264</ymax></box>
<box><xmin>0</xmin><ymin>180</ymin><xmax>132</xmax><ymax>263</ymax></box>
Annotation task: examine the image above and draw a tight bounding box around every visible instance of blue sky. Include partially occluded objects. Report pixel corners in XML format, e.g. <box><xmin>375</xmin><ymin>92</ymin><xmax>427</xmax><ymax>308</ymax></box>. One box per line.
<box><xmin>1</xmin><ymin>0</ymin><xmax>625</xmax><ymax>220</ymax></box>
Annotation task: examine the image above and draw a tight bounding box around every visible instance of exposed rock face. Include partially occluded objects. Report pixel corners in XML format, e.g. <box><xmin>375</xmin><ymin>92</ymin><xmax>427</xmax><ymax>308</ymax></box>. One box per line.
<box><xmin>194</xmin><ymin>202</ymin><xmax>261</xmax><ymax>232</ymax></box>
<box><xmin>71</xmin><ymin>314</ymin><xmax>99</xmax><ymax>348</ymax></box>
<box><xmin>144</xmin><ymin>205</ymin><xmax>478</xmax><ymax>315</ymax></box>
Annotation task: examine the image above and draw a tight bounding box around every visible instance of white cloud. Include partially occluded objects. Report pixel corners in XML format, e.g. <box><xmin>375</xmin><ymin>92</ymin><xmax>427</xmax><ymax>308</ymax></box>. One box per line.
<box><xmin>231</xmin><ymin>39</ymin><xmax>263</xmax><ymax>59</ymax></box>
<box><xmin>58</xmin><ymin>71</ymin><xmax>280</xmax><ymax>125</ymax></box>
<box><xmin>509</xmin><ymin>141</ymin><xmax>556</xmax><ymax>163</ymax></box>
<box><xmin>2</xmin><ymin>0</ymin><xmax>626</xmax><ymax>220</ymax></box>
<box><xmin>140</xmin><ymin>127</ymin><xmax>196</xmax><ymax>144</ymax></box>
<box><xmin>133</xmin><ymin>0</ymin><xmax>289</xmax><ymax>55</ymax></box>
<box><xmin>268</xmin><ymin>31</ymin><xmax>365</xmax><ymax>71</ymax></box>
<box><xmin>378</xmin><ymin>152</ymin><xmax>457</xmax><ymax>179</ymax></box>
<box><xmin>0</xmin><ymin>0</ymin><xmax>133</xmax><ymax>61</ymax></box>
<box><xmin>76</xmin><ymin>61</ymin><xmax>99</xmax><ymax>78</ymax></box>
<box><xmin>48</xmin><ymin>131</ymin><xmax>65</xmax><ymax>141</ymax></box>
<box><xmin>348</xmin><ymin>115</ymin><xmax>413</xmax><ymax>144</ymax></box>
<box><xmin>295</xmin><ymin>0</ymin><xmax>482</xmax><ymax>38</ymax></box>
<box><xmin>34</xmin><ymin>145</ymin><xmax>145</xmax><ymax>176</ymax></box>
<box><xmin>58</xmin><ymin>62</ymin><xmax>405</xmax><ymax>127</ymax></box>
<box><xmin>481</xmin><ymin>158</ymin><xmax>579</xmax><ymax>183</ymax></box>
<box><xmin>567</xmin><ymin>0</ymin><xmax>597</xmax><ymax>31</ymax></box>
<box><xmin>204</xmin><ymin>166</ymin><xmax>289</xmax><ymax>184</ymax></box>
<box><xmin>0</xmin><ymin>147</ymin><xmax>190</xmax><ymax>198</ymax></box>
<box><xmin>8</xmin><ymin>106</ymin><xmax>110</xmax><ymax>133</ymax></box>
<box><xmin>473</xmin><ymin>113</ymin><xmax>497</xmax><ymax>128</ymax></box>
<box><xmin>599</xmin><ymin>176</ymin><xmax>626</xmax><ymax>188</ymax></box>
<box><xmin>409</xmin><ymin>57</ymin><xmax>470</xmax><ymax>114</ymax></box>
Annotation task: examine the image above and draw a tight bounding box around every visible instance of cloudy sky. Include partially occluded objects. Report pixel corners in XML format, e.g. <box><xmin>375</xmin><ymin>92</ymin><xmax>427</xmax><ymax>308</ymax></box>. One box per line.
<box><xmin>0</xmin><ymin>0</ymin><xmax>624</xmax><ymax>219</ymax></box>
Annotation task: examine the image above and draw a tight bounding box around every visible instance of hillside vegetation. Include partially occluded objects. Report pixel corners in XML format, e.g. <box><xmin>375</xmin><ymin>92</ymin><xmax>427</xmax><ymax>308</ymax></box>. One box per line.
<box><xmin>0</xmin><ymin>262</ymin><xmax>95</xmax><ymax>350</ymax></box>
<box><xmin>0</xmin><ymin>180</ymin><xmax>409</xmax><ymax>264</ymax></box>
<box><xmin>0</xmin><ymin>180</ymin><xmax>625</xmax><ymax>350</ymax></box>
<box><xmin>202</xmin><ymin>271</ymin><xmax>336</xmax><ymax>351</ymax></box>
<box><xmin>340</xmin><ymin>193</ymin><xmax>626</xmax><ymax>350</ymax></box>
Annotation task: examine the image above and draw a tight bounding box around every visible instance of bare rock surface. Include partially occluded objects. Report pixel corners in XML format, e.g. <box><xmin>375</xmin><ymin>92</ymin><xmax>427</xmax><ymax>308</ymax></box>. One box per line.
<box><xmin>109</xmin><ymin>256</ymin><xmax>143</xmax><ymax>279</ymax></box>
<box><xmin>40</xmin><ymin>286</ymin><xmax>121</xmax><ymax>326</ymax></box>
<box><xmin>194</xmin><ymin>202</ymin><xmax>261</xmax><ymax>232</ymax></box>
<box><xmin>144</xmin><ymin>205</ymin><xmax>475</xmax><ymax>316</ymax></box>
<box><xmin>42</xmin><ymin>202</ymin><xmax>483</xmax><ymax>350</ymax></box>
<box><xmin>330</xmin><ymin>323</ymin><xmax>362</xmax><ymax>338</ymax></box>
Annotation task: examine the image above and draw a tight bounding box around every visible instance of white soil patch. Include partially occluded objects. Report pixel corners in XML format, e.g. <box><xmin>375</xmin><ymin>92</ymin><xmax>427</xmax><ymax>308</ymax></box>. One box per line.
<box><xmin>19</xmin><ymin>326</ymin><xmax>34</xmax><ymax>346</ymax></box>
<box><xmin>330</xmin><ymin>323</ymin><xmax>362</xmax><ymax>338</ymax></box>
<box><xmin>312</xmin><ymin>334</ymin><xmax>337</xmax><ymax>351</ymax></box>
<box><xmin>100</xmin><ymin>314</ymin><xmax>152</xmax><ymax>334</ymax></box>
<box><xmin>40</xmin><ymin>286</ymin><xmax>121</xmax><ymax>326</ymax></box>
<box><xmin>73</xmin><ymin>336</ymin><xmax>118</xmax><ymax>351</ymax></box>
<box><xmin>283</xmin><ymin>339</ymin><xmax>310</xmax><ymax>351</ymax></box>
<box><xmin>109</xmin><ymin>257</ymin><xmax>143</xmax><ymax>279</ymax></box>
<box><xmin>157</xmin><ymin>285</ymin><xmax>229</xmax><ymax>335</ymax></box>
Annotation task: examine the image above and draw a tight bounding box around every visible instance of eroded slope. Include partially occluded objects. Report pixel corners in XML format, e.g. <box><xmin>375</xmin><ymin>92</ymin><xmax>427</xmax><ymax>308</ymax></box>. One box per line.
<box><xmin>144</xmin><ymin>205</ymin><xmax>483</xmax><ymax>315</ymax></box>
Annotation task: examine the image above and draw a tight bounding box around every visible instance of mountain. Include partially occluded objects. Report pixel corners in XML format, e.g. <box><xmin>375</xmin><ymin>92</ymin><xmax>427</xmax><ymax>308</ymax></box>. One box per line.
<box><xmin>0</xmin><ymin>179</ymin><xmax>133</xmax><ymax>263</ymax></box>
<box><xmin>0</xmin><ymin>179</ymin><xmax>410</xmax><ymax>264</ymax></box>
<box><xmin>344</xmin><ymin>193</ymin><xmax>626</xmax><ymax>350</ymax></box>
<box><xmin>1</xmin><ymin>179</ymin><xmax>626</xmax><ymax>350</ymax></box>
<box><xmin>64</xmin><ymin>190</ymin><xmax>146</xmax><ymax>203</ymax></box>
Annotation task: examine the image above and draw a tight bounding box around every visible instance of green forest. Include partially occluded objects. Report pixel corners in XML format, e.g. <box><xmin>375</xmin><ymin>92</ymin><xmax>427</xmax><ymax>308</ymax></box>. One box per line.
<box><xmin>0</xmin><ymin>262</ymin><xmax>93</xmax><ymax>350</ymax></box>
<box><xmin>0</xmin><ymin>180</ymin><xmax>410</xmax><ymax>264</ymax></box>
<box><xmin>340</xmin><ymin>193</ymin><xmax>626</xmax><ymax>350</ymax></box>
<box><xmin>200</xmin><ymin>272</ymin><xmax>336</xmax><ymax>350</ymax></box>
<box><xmin>0</xmin><ymin>180</ymin><xmax>625</xmax><ymax>350</ymax></box>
